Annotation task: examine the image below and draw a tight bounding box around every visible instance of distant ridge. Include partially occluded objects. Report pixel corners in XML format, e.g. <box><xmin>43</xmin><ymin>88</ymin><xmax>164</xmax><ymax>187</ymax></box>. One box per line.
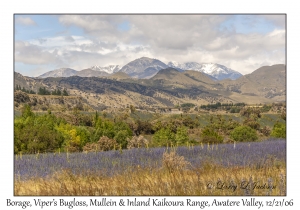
<box><xmin>109</xmin><ymin>72</ymin><xmax>131</xmax><ymax>80</ymax></box>
<box><xmin>75</xmin><ymin>69</ymin><xmax>109</xmax><ymax>77</ymax></box>
<box><xmin>37</xmin><ymin>57</ymin><xmax>281</xmax><ymax>83</ymax></box>
<box><xmin>38</xmin><ymin>68</ymin><xmax>77</xmax><ymax>78</ymax></box>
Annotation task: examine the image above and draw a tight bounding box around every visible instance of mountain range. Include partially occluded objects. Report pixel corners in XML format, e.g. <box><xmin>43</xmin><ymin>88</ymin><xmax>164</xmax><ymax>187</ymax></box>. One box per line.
<box><xmin>37</xmin><ymin>57</ymin><xmax>243</xmax><ymax>81</ymax></box>
<box><xmin>15</xmin><ymin>63</ymin><xmax>286</xmax><ymax>111</ymax></box>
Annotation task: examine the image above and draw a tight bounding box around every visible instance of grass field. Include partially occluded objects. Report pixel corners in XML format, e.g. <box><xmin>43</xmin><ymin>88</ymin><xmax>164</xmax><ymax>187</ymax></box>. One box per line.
<box><xmin>14</xmin><ymin>139</ymin><xmax>286</xmax><ymax>196</ymax></box>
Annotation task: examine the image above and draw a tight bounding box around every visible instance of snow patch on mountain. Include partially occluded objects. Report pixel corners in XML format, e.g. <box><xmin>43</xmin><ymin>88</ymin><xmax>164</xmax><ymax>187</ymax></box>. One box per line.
<box><xmin>90</xmin><ymin>65</ymin><xmax>121</xmax><ymax>74</ymax></box>
<box><xmin>168</xmin><ymin>62</ymin><xmax>242</xmax><ymax>80</ymax></box>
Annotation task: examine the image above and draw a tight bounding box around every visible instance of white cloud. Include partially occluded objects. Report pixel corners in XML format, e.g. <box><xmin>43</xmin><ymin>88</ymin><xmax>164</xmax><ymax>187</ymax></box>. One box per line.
<box><xmin>15</xmin><ymin>41</ymin><xmax>63</xmax><ymax>65</ymax></box>
<box><xmin>15</xmin><ymin>17</ymin><xmax>37</xmax><ymax>26</ymax></box>
<box><xmin>15</xmin><ymin>15</ymin><xmax>285</xmax><ymax>75</ymax></box>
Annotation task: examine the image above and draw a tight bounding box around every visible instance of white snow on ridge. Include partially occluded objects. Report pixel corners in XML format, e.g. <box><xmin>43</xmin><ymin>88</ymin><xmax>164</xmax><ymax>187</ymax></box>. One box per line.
<box><xmin>90</xmin><ymin>65</ymin><xmax>121</xmax><ymax>74</ymax></box>
<box><xmin>168</xmin><ymin>62</ymin><xmax>243</xmax><ymax>80</ymax></box>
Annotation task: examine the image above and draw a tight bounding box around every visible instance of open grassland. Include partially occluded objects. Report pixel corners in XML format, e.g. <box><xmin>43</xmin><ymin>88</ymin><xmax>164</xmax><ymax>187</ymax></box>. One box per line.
<box><xmin>15</xmin><ymin>139</ymin><xmax>286</xmax><ymax>196</ymax></box>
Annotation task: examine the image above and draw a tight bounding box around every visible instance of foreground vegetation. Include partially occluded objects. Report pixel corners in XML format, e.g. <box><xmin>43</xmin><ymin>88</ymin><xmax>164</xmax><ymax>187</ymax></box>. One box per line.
<box><xmin>15</xmin><ymin>139</ymin><xmax>286</xmax><ymax>196</ymax></box>
<box><xmin>15</xmin><ymin>164</ymin><xmax>286</xmax><ymax>196</ymax></box>
<box><xmin>14</xmin><ymin>102</ymin><xmax>286</xmax><ymax>196</ymax></box>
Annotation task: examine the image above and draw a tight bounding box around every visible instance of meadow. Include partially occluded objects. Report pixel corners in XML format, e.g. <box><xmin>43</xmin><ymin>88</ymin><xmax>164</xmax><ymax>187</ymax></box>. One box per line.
<box><xmin>14</xmin><ymin>138</ymin><xmax>286</xmax><ymax>196</ymax></box>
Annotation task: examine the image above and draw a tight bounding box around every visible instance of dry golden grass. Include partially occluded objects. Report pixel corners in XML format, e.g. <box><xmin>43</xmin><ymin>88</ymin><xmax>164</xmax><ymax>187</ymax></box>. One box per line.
<box><xmin>15</xmin><ymin>151</ymin><xmax>286</xmax><ymax>196</ymax></box>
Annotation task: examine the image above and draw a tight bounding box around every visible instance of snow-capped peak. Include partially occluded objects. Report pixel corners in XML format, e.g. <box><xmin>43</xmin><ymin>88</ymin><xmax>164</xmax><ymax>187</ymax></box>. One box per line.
<box><xmin>167</xmin><ymin>62</ymin><xmax>242</xmax><ymax>80</ymax></box>
<box><xmin>90</xmin><ymin>65</ymin><xmax>122</xmax><ymax>74</ymax></box>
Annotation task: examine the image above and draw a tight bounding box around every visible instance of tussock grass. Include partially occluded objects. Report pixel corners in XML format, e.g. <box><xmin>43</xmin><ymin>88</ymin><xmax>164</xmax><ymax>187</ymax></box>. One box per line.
<box><xmin>15</xmin><ymin>151</ymin><xmax>286</xmax><ymax>196</ymax></box>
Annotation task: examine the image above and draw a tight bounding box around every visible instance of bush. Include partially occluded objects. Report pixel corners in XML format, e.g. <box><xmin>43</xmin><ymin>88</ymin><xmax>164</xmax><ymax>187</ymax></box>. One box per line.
<box><xmin>98</xmin><ymin>136</ymin><xmax>117</xmax><ymax>151</ymax></box>
<box><xmin>243</xmin><ymin>118</ymin><xmax>260</xmax><ymax>130</ymax></box>
<box><xmin>114</xmin><ymin>130</ymin><xmax>130</xmax><ymax>149</ymax></box>
<box><xmin>270</xmin><ymin>122</ymin><xmax>286</xmax><ymax>138</ymax></box>
<box><xmin>83</xmin><ymin>136</ymin><xmax>117</xmax><ymax>152</ymax></box>
<box><xmin>260</xmin><ymin>126</ymin><xmax>271</xmax><ymax>136</ymax></box>
<box><xmin>162</xmin><ymin>150</ymin><xmax>190</xmax><ymax>174</ymax></box>
<box><xmin>152</xmin><ymin>128</ymin><xmax>175</xmax><ymax>147</ymax></box>
<box><xmin>201</xmin><ymin>127</ymin><xmax>223</xmax><ymax>144</ymax></box>
<box><xmin>175</xmin><ymin>126</ymin><xmax>189</xmax><ymax>145</ymax></box>
<box><xmin>230</xmin><ymin>125</ymin><xmax>258</xmax><ymax>142</ymax></box>
<box><xmin>127</xmin><ymin>135</ymin><xmax>149</xmax><ymax>149</ymax></box>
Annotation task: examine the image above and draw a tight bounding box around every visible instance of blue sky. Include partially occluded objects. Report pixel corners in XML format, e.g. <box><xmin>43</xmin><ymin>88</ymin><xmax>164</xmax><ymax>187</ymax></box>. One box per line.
<box><xmin>14</xmin><ymin>14</ymin><xmax>285</xmax><ymax>76</ymax></box>
<box><xmin>15</xmin><ymin>15</ymin><xmax>84</xmax><ymax>40</ymax></box>
<box><xmin>219</xmin><ymin>15</ymin><xmax>279</xmax><ymax>34</ymax></box>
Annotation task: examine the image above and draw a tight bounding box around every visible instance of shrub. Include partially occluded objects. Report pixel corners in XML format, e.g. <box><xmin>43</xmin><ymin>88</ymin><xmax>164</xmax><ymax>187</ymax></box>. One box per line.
<box><xmin>133</xmin><ymin>120</ymin><xmax>154</xmax><ymax>135</ymax></box>
<box><xmin>14</xmin><ymin>91</ymin><xmax>30</xmax><ymax>104</ymax></box>
<box><xmin>82</xmin><ymin>142</ymin><xmax>100</xmax><ymax>152</ymax></box>
<box><xmin>114</xmin><ymin>130</ymin><xmax>130</xmax><ymax>149</ymax></box>
<box><xmin>201</xmin><ymin>127</ymin><xmax>223</xmax><ymax>144</ymax></box>
<box><xmin>175</xmin><ymin>126</ymin><xmax>189</xmax><ymax>145</ymax></box>
<box><xmin>260</xmin><ymin>126</ymin><xmax>271</xmax><ymax>136</ymax></box>
<box><xmin>162</xmin><ymin>150</ymin><xmax>190</xmax><ymax>174</ymax></box>
<box><xmin>243</xmin><ymin>118</ymin><xmax>260</xmax><ymax>130</ymax></box>
<box><xmin>98</xmin><ymin>136</ymin><xmax>117</xmax><ymax>151</ymax></box>
<box><xmin>83</xmin><ymin>136</ymin><xmax>117</xmax><ymax>152</ymax></box>
<box><xmin>270</xmin><ymin>122</ymin><xmax>286</xmax><ymax>138</ymax></box>
<box><xmin>127</xmin><ymin>135</ymin><xmax>149</xmax><ymax>149</ymax></box>
<box><xmin>240</xmin><ymin>107</ymin><xmax>261</xmax><ymax>118</ymax></box>
<box><xmin>152</xmin><ymin>128</ymin><xmax>175</xmax><ymax>147</ymax></box>
<box><xmin>230</xmin><ymin>125</ymin><xmax>258</xmax><ymax>142</ymax></box>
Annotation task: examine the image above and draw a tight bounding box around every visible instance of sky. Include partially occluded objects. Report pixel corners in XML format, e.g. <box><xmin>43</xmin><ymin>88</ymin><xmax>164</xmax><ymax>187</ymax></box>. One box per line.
<box><xmin>14</xmin><ymin>14</ymin><xmax>286</xmax><ymax>77</ymax></box>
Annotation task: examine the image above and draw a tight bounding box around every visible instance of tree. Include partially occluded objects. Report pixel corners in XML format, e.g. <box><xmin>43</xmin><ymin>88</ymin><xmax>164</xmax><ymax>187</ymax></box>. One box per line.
<box><xmin>175</xmin><ymin>126</ymin><xmax>189</xmax><ymax>145</ymax></box>
<box><xmin>152</xmin><ymin>128</ymin><xmax>175</xmax><ymax>147</ymax></box>
<box><xmin>114</xmin><ymin>130</ymin><xmax>129</xmax><ymax>149</ymax></box>
<box><xmin>270</xmin><ymin>122</ymin><xmax>286</xmax><ymax>138</ymax></box>
<box><xmin>230</xmin><ymin>125</ymin><xmax>258</xmax><ymax>142</ymax></box>
<box><xmin>62</xmin><ymin>89</ymin><xmax>68</xmax><ymax>96</ymax></box>
<box><xmin>134</xmin><ymin>120</ymin><xmax>154</xmax><ymax>135</ymax></box>
<box><xmin>243</xmin><ymin>117</ymin><xmax>260</xmax><ymax>130</ymax></box>
<box><xmin>52</xmin><ymin>89</ymin><xmax>57</xmax><ymax>95</ymax></box>
<box><xmin>57</xmin><ymin>89</ymin><xmax>62</xmax><ymax>96</ymax></box>
<box><xmin>93</xmin><ymin>111</ymin><xmax>99</xmax><ymax>126</ymax></box>
<box><xmin>38</xmin><ymin>87</ymin><xmax>51</xmax><ymax>95</ymax></box>
<box><xmin>201</xmin><ymin>127</ymin><xmax>223</xmax><ymax>144</ymax></box>
<box><xmin>21</xmin><ymin>104</ymin><xmax>34</xmax><ymax>119</ymax></box>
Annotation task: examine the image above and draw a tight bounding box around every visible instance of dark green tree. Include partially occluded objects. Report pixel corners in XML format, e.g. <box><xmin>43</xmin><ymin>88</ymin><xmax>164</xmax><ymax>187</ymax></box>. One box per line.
<box><xmin>62</xmin><ymin>89</ymin><xmax>68</xmax><ymax>96</ymax></box>
<box><xmin>230</xmin><ymin>125</ymin><xmax>258</xmax><ymax>142</ymax></box>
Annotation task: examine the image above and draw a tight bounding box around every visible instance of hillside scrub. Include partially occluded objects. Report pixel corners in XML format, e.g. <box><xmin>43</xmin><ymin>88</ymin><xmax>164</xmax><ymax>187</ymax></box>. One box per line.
<box><xmin>14</xmin><ymin>105</ymin><xmax>285</xmax><ymax>154</ymax></box>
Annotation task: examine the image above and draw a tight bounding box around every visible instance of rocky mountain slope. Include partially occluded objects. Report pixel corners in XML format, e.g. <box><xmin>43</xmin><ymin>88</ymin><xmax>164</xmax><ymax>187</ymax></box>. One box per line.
<box><xmin>74</xmin><ymin>69</ymin><xmax>110</xmax><ymax>77</ymax></box>
<box><xmin>15</xmin><ymin>64</ymin><xmax>286</xmax><ymax>111</ymax></box>
<box><xmin>39</xmin><ymin>68</ymin><xmax>77</xmax><ymax>78</ymax></box>
<box><xmin>119</xmin><ymin>57</ymin><xmax>169</xmax><ymax>79</ymax></box>
<box><xmin>220</xmin><ymin>64</ymin><xmax>286</xmax><ymax>101</ymax></box>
